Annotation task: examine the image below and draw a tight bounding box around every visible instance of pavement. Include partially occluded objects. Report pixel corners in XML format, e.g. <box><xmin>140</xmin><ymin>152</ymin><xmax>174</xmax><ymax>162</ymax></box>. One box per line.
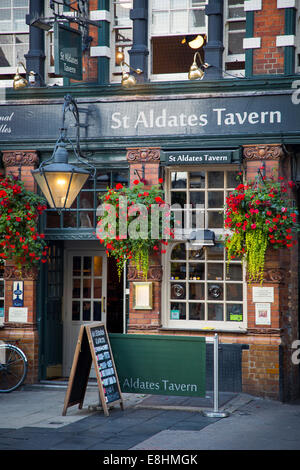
<box><xmin>0</xmin><ymin>379</ymin><xmax>300</xmax><ymax>457</ymax></box>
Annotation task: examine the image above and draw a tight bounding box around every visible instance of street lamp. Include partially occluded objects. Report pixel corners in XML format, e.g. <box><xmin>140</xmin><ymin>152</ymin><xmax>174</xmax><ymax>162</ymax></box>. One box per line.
<box><xmin>32</xmin><ymin>94</ymin><xmax>95</xmax><ymax>211</ymax></box>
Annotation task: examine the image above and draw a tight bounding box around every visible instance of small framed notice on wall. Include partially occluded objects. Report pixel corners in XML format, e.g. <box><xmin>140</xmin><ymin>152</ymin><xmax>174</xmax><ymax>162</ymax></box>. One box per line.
<box><xmin>255</xmin><ymin>303</ymin><xmax>271</xmax><ymax>325</ymax></box>
<box><xmin>133</xmin><ymin>282</ymin><xmax>153</xmax><ymax>310</ymax></box>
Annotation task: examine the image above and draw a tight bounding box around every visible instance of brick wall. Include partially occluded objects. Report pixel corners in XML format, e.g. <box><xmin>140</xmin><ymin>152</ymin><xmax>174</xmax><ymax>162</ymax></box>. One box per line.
<box><xmin>253</xmin><ymin>0</ymin><xmax>285</xmax><ymax>75</ymax></box>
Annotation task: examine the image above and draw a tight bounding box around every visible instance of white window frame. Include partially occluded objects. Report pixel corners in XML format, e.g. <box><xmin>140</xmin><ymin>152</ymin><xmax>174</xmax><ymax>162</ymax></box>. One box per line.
<box><xmin>223</xmin><ymin>0</ymin><xmax>246</xmax><ymax>78</ymax></box>
<box><xmin>0</xmin><ymin>1</ymin><xmax>29</xmax><ymax>80</ymax></box>
<box><xmin>162</xmin><ymin>165</ymin><xmax>247</xmax><ymax>332</ymax></box>
<box><xmin>149</xmin><ymin>0</ymin><xmax>208</xmax><ymax>82</ymax></box>
<box><xmin>110</xmin><ymin>0</ymin><xmax>133</xmax><ymax>83</ymax></box>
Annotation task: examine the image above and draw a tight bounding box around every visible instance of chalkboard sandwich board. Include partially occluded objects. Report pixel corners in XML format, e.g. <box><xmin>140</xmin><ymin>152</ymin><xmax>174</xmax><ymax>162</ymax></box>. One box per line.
<box><xmin>62</xmin><ymin>323</ymin><xmax>124</xmax><ymax>417</ymax></box>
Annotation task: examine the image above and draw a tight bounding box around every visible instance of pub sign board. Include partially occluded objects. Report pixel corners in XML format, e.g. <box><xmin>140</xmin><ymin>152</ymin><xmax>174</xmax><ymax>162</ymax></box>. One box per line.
<box><xmin>165</xmin><ymin>149</ymin><xmax>240</xmax><ymax>165</ymax></box>
<box><xmin>109</xmin><ymin>334</ymin><xmax>206</xmax><ymax>397</ymax></box>
<box><xmin>54</xmin><ymin>22</ymin><xmax>82</xmax><ymax>80</ymax></box>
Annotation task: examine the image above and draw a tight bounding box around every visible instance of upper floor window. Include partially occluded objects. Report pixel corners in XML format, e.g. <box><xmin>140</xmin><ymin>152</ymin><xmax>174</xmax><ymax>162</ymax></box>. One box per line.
<box><xmin>150</xmin><ymin>0</ymin><xmax>208</xmax><ymax>81</ymax></box>
<box><xmin>111</xmin><ymin>0</ymin><xmax>133</xmax><ymax>83</ymax></box>
<box><xmin>296</xmin><ymin>4</ymin><xmax>300</xmax><ymax>74</ymax></box>
<box><xmin>224</xmin><ymin>0</ymin><xmax>246</xmax><ymax>77</ymax></box>
<box><xmin>0</xmin><ymin>0</ymin><xmax>29</xmax><ymax>87</ymax></box>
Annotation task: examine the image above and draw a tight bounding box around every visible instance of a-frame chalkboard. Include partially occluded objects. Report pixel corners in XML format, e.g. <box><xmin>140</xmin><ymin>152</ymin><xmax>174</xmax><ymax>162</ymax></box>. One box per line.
<box><xmin>62</xmin><ymin>323</ymin><xmax>124</xmax><ymax>417</ymax></box>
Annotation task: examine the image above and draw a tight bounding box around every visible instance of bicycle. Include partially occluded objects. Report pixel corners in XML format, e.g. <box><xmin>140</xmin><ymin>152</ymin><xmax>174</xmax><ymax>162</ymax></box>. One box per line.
<box><xmin>0</xmin><ymin>339</ymin><xmax>28</xmax><ymax>393</ymax></box>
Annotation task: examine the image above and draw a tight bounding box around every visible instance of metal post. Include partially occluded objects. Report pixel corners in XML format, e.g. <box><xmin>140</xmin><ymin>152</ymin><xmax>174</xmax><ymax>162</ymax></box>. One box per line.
<box><xmin>203</xmin><ymin>334</ymin><xmax>229</xmax><ymax>418</ymax></box>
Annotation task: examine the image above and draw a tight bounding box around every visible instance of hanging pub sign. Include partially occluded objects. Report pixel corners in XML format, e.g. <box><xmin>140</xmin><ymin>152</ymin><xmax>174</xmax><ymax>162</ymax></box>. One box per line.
<box><xmin>54</xmin><ymin>22</ymin><xmax>82</xmax><ymax>80</ymax></box>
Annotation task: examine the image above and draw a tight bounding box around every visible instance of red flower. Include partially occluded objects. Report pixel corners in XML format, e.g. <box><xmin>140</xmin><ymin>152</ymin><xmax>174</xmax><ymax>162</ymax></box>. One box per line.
<box><xmin>116</xmin><ymin>183</ymin><xmax>123</xmax><ymax>190</ymax></box>
<box><xmin>158</xmin><ymin>178</ymin><xmax>163</xmax><ymax>184</ymax></box>
<box><xmin>133</xmin><ymin>180</ymin><xmax>139</xmax><ymax>185</ymax></box>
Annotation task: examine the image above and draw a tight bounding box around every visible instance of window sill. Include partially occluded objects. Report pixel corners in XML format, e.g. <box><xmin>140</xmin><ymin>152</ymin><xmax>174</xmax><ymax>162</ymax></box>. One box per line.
<box><xmin>159</xmin><ymin>326</ymin><xmax>248</xmax><ymax>335</ymax></box>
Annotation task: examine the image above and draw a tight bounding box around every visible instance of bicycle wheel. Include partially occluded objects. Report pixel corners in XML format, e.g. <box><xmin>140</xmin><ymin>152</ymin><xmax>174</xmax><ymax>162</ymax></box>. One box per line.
<box><xmin>0</xmin><ymin>344</ymin><xmax>28</xmax><ymax>393</ymax></box>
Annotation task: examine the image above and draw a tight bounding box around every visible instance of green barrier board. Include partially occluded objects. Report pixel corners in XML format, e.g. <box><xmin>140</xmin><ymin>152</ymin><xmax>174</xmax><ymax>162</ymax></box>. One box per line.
<box><xmin>109</xmin><ymin>334</ymin><xmax>206</xmax><ymax>397</ymax></box>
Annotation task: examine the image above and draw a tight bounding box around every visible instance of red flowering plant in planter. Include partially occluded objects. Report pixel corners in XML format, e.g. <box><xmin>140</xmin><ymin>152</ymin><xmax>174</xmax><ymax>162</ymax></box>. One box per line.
<box><xmin>0</xmin><ymin>175</ymin><xmax>48</xmax><ymax>275</ymax></box>
<box><xmin>224</xmin><ymin>174</ymin><xmax>299</xmax><ymax>283</ymax></box>
<box><xmin>96</xmin><ymin>178</ymin><xmax>174</xmax><ymax>279</ymax></box>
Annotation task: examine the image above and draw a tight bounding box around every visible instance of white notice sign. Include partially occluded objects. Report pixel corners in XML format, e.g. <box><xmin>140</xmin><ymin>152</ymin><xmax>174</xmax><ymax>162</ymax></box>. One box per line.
<box><xmin>255</xmin><ymin>303</ymin><xmax>271</xmax><ymax>325</ymax></box>
<box><xmin>252</xmin><ymin>287</ymin><xmax>274</xmax><ymax>303</ymax></box>
<box><xmin>8</xmin><ymin>307</ymin><xmax>28</xmax><ymax>323</ymax></box>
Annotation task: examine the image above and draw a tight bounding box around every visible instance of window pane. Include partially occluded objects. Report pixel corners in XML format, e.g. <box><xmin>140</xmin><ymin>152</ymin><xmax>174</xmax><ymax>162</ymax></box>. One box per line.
<box><xmin>94</xmin><ymin>256</ymin><xmax>103</xmax><ymax>276</ymax></box>
<box><xmin>171</xmin><ymin>192</ymin><xmax>186</xmax><ymax>206</ymax></box>
<box><xmin>83</xmin><ymin>301</ymin><xmax>91</xmax><ymax>321</ymax></box>
<box><xmin>226</xmin><ymin>304</ymin><xmax>243</xmax><ymax>322</ymax></box>
<box><xmin>208</xmin><ymin>172</ymin><xmax>224</xmax><ymax>188</ymax></box>
<box><xmin>188</xmin><ymin>248</ymin><xmax>205</xmax><ymax>260</ymax></box>
<box><xmin>207</xmin><ymin>263</ymin><xmax>223</xmax><ymax>280</ymax></box>
<box><xmin>226</xmin><ymin>264</ymin><xmax>242</xmax><ymax>280</ymax></box>
<box><xmin>227</xmin><ymin>171</ymin><xmax>239</xmax><ymax>188</ymax></box>
<box><xmin>208</xmin><ymin>304</ymin><xmax>223</xmax><ymax>321</ymax></box>
<box><xmin>171</xmin><ymin>262</ymin><xmax>186</xmax><ymax>279</ymax></box>
<box><xmin>0</xmin><ymin>45</ymin><xmax>13</xmax><ymax>66</ymax></box>
<box><xmin>170</xmin><ymin>302</ymin><xmax>186</xmax><ymax>320</ymax></box>
<box><xmin>189</xmin><ymin>171</ymin><xmax>205</xmax><ymax>189</ymax></box>
<box><xmin>73</xmin><ymin>257</ymin><xmax>81</xmax><ymax>276</ymax></box>
<box><xmin>208</xmin><ymin>283</ymin><xmax>223</xmax><ymax>300</ymax></box>
<box><xmin>171</xmin><ymin>282</ymin><xmax>186</xmax><ymax>299</ymax></box>
<box><xmin>171</xmin><ymin>0</ymin><xmax>188</xmax><ymax>8</ymax></box>
<box><xmin>171</xmin><ymin>172</ymin><xmax>187</xmax><ymax>189</ymax></box>
<box><xmin>228</xmin><ymin>32</ymin><xmax>245</xmax><ymax>55</ymax></box>
<box><xmin>72</xmin><ymin>279</ymin><xmax>81</xmax><ymax>299</ymax></box>
<box><xmin>189</xmin><ymin>9</ymin><xmax>205</xmax><ymax>29</ymax></box>
<box><xmin>226</xmin><ymin>283</ymin><xmax>243</xmax><ymax>301</ymax></box>
<box><xmin>189</xmin><ymin>303</ymin><xmax>204</xmax><ymax>320</ymax></box>
<box><xmin>208</xmin><ymin>191</ymin><xmax>224</xmax><ymax>208</ymax></box>
<box><xmin>171</xmin><ymin>11</ymin><xmax>188</xmax><ymax>33</ymax></box>
<box><xmin>207</xmin><ymin>244</ymin><xmax>224</xmax><ymax>260</ymax></box>
<box><xmin>72</xmin><ymin>301</ymin><xmax>80</xmax><ymax>321</ymax></box>
<box><xmin>0</xmin><ymin>281</ymin><xmax>4</xmax><ymax>298</ymax></box>
<box><xmin>93</xmin><ymin>301</ymin><xmax>102</xmax><ymax>321</ymax></box>
<box><xmin>208</xmin><ymin>211</ymin><xmax>223</xmax><ymax>228</ymax></box>
<box><xmin>189</xmin><ymin>282</ymin><xmax>204</xmax><ymax>300</ymax></box>
<box><xmin>83</xmin><ymin>257</ymin><xmax>92</xmax><ymax>276</ymax></box>
<box><xmin>171</xmin><ymin>243</ymin><xmax>186</xmax><ymax>260</ymax></box>
<box><xmin>190</xmin><ymin>191</ymin><xmax>205</xmax><ymax>207</ymax></box>
<box><xmin>189</xmin><ymin>263</ymin><xmax>205</xmax><ymax>279</ymax></box>
<box><xmin>94</xmin><ymin>279</ymin><xmax>102</xmax><ymax>298</ymax></box>
<box><xmin>152</xmin><ymin>11</ymin><xmax>169</xmax><ymax>34</ymax></box>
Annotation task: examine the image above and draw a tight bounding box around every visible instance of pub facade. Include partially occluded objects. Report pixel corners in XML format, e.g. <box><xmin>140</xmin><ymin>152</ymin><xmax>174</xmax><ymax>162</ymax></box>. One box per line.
<box><xmin>0</xmin><ymin>0</ymin><xmax>299</xmax><ymax>401</ymax></box>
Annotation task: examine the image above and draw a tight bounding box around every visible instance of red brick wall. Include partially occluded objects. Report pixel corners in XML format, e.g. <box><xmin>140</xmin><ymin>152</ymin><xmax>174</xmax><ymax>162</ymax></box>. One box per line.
<box><xmin>253</xmin><ymin>0</ymin><xmax>285</xmax><ymax>75</ymax></box>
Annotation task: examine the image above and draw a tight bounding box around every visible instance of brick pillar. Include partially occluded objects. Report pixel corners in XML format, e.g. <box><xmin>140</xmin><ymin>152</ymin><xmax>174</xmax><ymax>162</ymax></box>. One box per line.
<box><xmin>252</xmin><ymin>0</ymin><xmax>285</xmax><ymax>75</ymax></box>
<box><xmin>242</xmin><ymin>143</ymin><xmax>299</xmax><ymax>401</ymax></box>
<box><xmin>126</xmin><ymin>147</ymin><xmax>162</xmax><ymax>332</ymax></box>
<box><xmin>0</xmin><ymin>150</ymin><xmax>40</xmax><ymax>384</ymax></box>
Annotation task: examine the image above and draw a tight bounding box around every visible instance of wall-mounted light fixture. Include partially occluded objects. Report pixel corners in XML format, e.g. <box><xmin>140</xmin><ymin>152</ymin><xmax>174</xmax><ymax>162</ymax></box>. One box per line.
<box><xmin>188</xmin><ymin>52</ymin><xmax>209</xmax><ymax>81</ymax></box>
<box><xmin>13</xmin><ymin>62</ymin><xmax>45</xmax><ymax>90</ymax></box>
<box><xmin>181</xmin><ymin>34</ymin><xmax>206</xmax><ymax>50</ymax></box>
<box><xmin>32</xmin><ymin>94</ymin><xmax>96</xmax><ymax>211</ymax></box>
<box><xmin>116</xmin><ymin>49</ymin><xmax>143</xmax><ymax>88</ymax></box>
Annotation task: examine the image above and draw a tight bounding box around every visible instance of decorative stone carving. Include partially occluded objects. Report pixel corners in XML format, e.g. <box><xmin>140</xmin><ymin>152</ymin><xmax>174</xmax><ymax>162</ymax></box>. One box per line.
<box><xmin>126</xmin><ymin>147</ymin><xmax>160</xmax><ymax>162</ymax></box>
<box><xmin>2</xmin><ymin>150</ymin><xmax>39</xmax><ymax>168</ymax></box>
<box><xmin>128</xmin><ymin>265</ymin><xmax>163</xmax><ymax>281</ymax></box>
<box><xmin>243</xmin><ymin>144</ymin><xmax>284</xmax><ymax>161</ymax></box>
<box><xmin>4</xmin><ymin>265</ymin><xmax>38</xmax><ymax>281</ymax></box>
<box><xmin>265</xmin><ymin>268</ymin><xmax>286</xmax><ymax>283</ymax></box>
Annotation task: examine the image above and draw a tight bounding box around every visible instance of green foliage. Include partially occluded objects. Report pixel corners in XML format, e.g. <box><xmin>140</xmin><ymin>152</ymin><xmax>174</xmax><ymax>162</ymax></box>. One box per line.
<box><xmin>224</xmin><ymin>176</ymin><xmax>299</xmax><ymax>283</ymax></box>
<box><xmin>97</xmin><ymin>179</ymin><xmax>173</xmax><ymax>280</ymax></box>
<box><xmin>0</xmin><ymin>175</ymin><xmax>48</xmax><ymax>274</ymax></box>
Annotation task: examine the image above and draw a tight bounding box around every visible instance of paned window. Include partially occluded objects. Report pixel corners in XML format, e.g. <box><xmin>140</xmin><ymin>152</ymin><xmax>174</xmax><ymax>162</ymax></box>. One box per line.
<box><xmin>224</xmin><ymin>0</ymin><xmax>246</xmax><ymax>77</ymax></box>
<box><xmin>0</xmin><ymin>0</ymin><xmax>29</xmax><ymax>84</ymax></box>
<box><xmin>165</xmin><ymin>167</ymin><xmax>246</xmax><ymax>330</ymax></box>
<box><xmin>150</xmin><ymin>0</ymin><xmax>208</xmax><ymax>80</ymax></box>
<box><xmin>43</xmin><ymin>168</ymin><xmax>128</xmax><ymax>231</ymax></box>
<box><xmin>111</xmin><ymin>0</ymin><xmax>133</xmax><ymax>82</ymax></box>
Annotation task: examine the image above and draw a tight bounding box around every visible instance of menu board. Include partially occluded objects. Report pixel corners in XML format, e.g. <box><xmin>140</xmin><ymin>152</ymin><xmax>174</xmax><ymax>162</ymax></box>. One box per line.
<box><xmin>89</xmin><ymin>324</ymin><xmax>122</xmax><ymax>405</ymax></box>
<box><xmin>62</xmin><ymin>323</ymin><xmax>123</xmax><ymax>417</ymax></box>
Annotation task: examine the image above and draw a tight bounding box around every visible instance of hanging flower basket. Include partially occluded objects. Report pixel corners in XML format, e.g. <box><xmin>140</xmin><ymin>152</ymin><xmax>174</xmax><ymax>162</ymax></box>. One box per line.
<box><xmin>0</xmin><ymin>175</ymin><xmax>48</xmax><ymax>275</ymax></box>
<box><xmin>224</xmin><ymin>175</ymin><xmax>299</xmax><ymax>283</ymax></box>
<box><xmin>96</xmin><ymin>179</ymin><xmax>174</xmax><ymax>279</ymax></box>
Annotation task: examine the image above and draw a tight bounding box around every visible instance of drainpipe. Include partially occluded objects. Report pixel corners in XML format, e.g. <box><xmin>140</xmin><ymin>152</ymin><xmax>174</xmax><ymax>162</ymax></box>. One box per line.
<box><xmin>129</xmin><ymin>0</ymin><xmax>149</xmax><ymax>83</ymax></box>
<box><xmin>25</xmin><ymin>0</ymin><xmax>46</xmax><ymax>87</ymax></box>
<box><xmin>204</xmin><ymin>0</ymin><xmax>224</xmax><ymax>80</ymax></box>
